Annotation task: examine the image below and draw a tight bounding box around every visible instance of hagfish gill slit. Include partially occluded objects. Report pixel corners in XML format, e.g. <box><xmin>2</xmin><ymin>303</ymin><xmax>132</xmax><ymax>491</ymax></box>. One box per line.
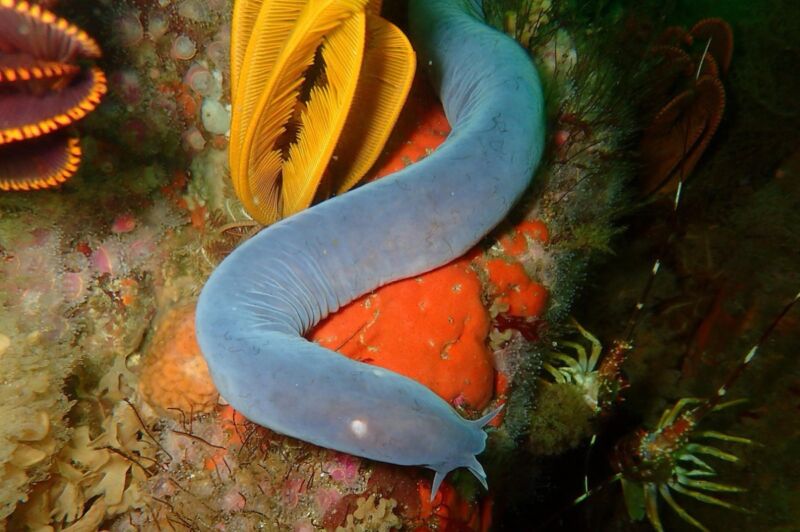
<box><xmin>195</xmin><ymin>0</ymin><xmax>545</xmax><ymax>496</ymax></box>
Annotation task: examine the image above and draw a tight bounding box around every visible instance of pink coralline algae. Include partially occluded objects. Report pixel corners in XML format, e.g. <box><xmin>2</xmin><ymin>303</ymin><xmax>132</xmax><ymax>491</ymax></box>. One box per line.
<box><xmin>323</xmin><ymin>452</ymin><xmax>362</xmax><ymax>486</ymax></box>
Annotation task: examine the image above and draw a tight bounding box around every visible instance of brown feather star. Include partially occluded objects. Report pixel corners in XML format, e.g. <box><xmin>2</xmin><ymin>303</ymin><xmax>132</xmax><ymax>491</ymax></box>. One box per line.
<box><xmin>0</xmin><ymin>0</ymin><xmax>106</xmax><ymax>191</ymax></box>
<box><xmin>639</xmin><ymin>18</ymin><xmax>732</xmax><ymax>197</ymax></box>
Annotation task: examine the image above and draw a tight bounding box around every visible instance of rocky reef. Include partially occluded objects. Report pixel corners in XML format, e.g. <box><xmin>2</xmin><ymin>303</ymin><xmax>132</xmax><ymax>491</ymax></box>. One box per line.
<box><xmin>0</xmin><ymin>0</ymin><xmax>628</xmax><ymax>528</ymax></box>
<box><xmin>1</xmin><ymin>0</ymin><xmax>797</xmax><ymax>531</ymax></box>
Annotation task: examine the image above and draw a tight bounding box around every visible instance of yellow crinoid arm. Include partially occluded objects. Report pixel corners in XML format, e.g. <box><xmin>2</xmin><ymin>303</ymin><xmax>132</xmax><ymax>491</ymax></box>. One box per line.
<box><xmin>365</xmin><ymin>0</ymin><xmax>382</xmax><ymax>15</ymax></box>
<box><xmin>229</xmin><ymin>0</ymin><xmax>306</xmax><ymax>199</ymax></box>
<box><xmin>237</xmin><ymin>0</ymin><xmax>369</xmax><ymax>224</ymax></box>
<box><xmin>230</xmin><ymin>0</ymin><xmax>264</xmax><ymax>99</ymax></box>
<box><xmin>281</xmin><ymin>11</ymin><xmax>366</xmax><ymax>216</ymax></box>
<box><xmin>325</xmin><ymin>13</ymin><xmax>415</xmax><ymax>195</ymax></box>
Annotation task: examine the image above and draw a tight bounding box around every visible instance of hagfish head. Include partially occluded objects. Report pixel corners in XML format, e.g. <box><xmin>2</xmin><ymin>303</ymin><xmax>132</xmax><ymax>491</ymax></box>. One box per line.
<box><xmin>310</xmin><ymin>369</ymin><xmax>503</xmax><ymax>502</ymax></box>
<box><xmin>426</xmin><ymin>404</ymin><xmax>503</xmax><ymax>500</ymax></box>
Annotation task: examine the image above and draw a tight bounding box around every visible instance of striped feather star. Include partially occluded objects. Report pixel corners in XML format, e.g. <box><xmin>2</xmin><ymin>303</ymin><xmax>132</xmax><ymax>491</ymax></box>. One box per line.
<box><xmin>229</xmin><ymin>0</ymin><xmax>415</xmax><ymax>224</ymax></box>
<box><xmin>0</xmin><ymin>0</ymin><xmax>106</xmax><ymax>191</ymax></box>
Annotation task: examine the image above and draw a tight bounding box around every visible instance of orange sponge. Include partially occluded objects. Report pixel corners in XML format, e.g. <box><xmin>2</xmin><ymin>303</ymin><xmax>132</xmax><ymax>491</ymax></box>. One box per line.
<box><xmin>310</xmin><ymin>257</ymin><xmax>494</xmax><ymax>410</ymax></box>
<box><xmin>368</xmin><ymin>75</ymin><xmax>452</xmax><ymax>181</ymax></box>
<box><xmin>498</xmin><ymin>219</ymin><xmax>549</xmax><ymax>257</ymax></box>
<box><xmin>138</xmin><ymin>302</ymin><xmax>219</xmax><ymax>414</ymax></box>
<box><xmin>485</xmin><ymin>258</ymin><xmax>547</xmax><ymax>319</ymax></box>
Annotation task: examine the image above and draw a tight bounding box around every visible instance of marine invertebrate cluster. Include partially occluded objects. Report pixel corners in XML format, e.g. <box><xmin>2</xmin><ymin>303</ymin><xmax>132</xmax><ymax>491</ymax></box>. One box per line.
<box><xmin>335</xmin><ymin>493</ymin><xmax>401</xmax><ymax>531</ymax></box>
<box><xmin>229</xmin><ymin>0</ymin><xmax>415</xmax><ymax>223</ymax></box>
<box><xmin>83</xmin><ymin>0</ymin><xmax>232</xmax><ymax>217</ymax></box>
<box><xmin>6</xmin><ymin>334</ymin><xmax>160</xmax><ymax>529</ymax></box>
<box><xmin>0</xmin><ymin>0</ymin><xmax>106</xmax><ymax>191</ymax></box>
<box><xmin>0</xmin><ymin>222</ymin><xmax>77</xmax><ymax>522</ymax></box>
<box><xmin>0</xmin><ymin>182</ymin><xmax>192</xmax><ymax>525</ymax></box>
<box><xmin>566</xmin><ymin>293</ymin><xmax>800</xmax><ymax>532</ymax></box>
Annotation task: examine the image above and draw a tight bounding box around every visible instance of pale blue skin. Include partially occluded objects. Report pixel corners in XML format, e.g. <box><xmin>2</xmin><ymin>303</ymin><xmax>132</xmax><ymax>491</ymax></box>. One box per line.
<box><xmin>196</xmin><ymin>0</ymin><xmax>545</xmax><ymax>496</ymax></box>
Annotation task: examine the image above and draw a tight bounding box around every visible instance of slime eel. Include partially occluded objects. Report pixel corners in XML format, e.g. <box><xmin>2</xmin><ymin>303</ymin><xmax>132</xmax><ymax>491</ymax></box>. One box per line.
<box><xmin>196</xmin><ymin>0</ymin><xmax>544</xmax><ymax>495</ymax></box>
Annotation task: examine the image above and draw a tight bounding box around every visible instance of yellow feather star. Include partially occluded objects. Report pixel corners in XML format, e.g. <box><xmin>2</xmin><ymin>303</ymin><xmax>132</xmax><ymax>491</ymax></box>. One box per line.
<box><xmin>229</xmin><ymin>0</ymin><xmax>415</xmax><ymax>225</ymax></box>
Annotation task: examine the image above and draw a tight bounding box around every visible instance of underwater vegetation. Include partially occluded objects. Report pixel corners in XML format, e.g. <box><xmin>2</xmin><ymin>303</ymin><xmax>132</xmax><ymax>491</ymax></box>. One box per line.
<box><xmin>0</xmin><ymin>0</ymin><xmax>797</xmax><ymax>530</ymax></box>
<box><xmin>0</xmin><ymin>0</ymin><xmax>106</xmax><ymax>191</ymax></box>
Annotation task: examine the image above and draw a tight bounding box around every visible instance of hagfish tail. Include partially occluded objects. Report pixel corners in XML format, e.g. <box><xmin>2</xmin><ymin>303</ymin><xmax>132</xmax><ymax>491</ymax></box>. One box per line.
<box><xmin>196</xmin><ymin>0</ymin><xmax>545</xmax><ymax>495</ymax></box>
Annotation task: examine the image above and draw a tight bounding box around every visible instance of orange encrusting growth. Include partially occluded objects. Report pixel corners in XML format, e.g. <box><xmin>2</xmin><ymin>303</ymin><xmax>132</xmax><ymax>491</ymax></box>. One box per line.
<box><xmin>498</xmin><ymin>219</ymin><xmax>549</xmax><ymax>257</ymax></box>
<box><xmin>485</xmin><ymin>218</ymin><xmax>550</xmax><ymax>426</ymax></box>
<box><xmin>367</xmin><ymin>76</ymin><xmax>451</xmax><ymax>181</ymax></box>
<box><xmin>138</xmin><ymin>303</ymin><xmax>219</xmax><ymax>414</ymax></box>
<box><xmin>310</xmin><ymin>257</ymin><xmax>494</xmax><ymax>409</ymax></box>
<box><xmin>416</xmin><ymin>479</ymin><xmax>493</xmax><ymax>531</ymax></box>
<box><xmin>485</xmin><ymin>258</ymin><xmax>547</xmax><ymax>318</ymax></box>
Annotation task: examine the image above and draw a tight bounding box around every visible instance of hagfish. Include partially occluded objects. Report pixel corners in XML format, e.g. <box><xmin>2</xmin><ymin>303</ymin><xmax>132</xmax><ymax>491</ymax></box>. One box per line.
<box><xmin>196</xmin><ymin>0</ymin><xmax>545</xmax><ymax>495</ymax></box>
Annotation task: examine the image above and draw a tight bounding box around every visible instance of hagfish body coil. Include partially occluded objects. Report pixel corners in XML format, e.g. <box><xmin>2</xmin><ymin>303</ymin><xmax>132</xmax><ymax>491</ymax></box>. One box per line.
<box><xmin>196</xmin><ymin>0</ymin><xmax>545</xmax><ymax>495</ymax></box>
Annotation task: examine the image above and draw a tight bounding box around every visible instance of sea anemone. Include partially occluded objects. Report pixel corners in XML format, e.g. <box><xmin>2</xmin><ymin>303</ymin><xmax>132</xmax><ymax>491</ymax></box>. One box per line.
<box><xmin>170</xmin><ymin>34</ymin><xmax>197</xmax><ymax>61</ymax></box>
